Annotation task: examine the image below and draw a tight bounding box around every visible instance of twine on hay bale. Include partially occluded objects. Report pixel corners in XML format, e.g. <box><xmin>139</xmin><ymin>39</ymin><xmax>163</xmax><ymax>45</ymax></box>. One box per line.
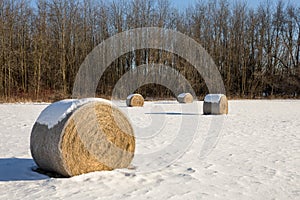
<box><xmin>203</xmin><ymin>94</ymin><xmax>228</xmax><ymax>115</ymax></box>
<box><xmin>126</xmin><ymin>94</ymin><xmax>144</xmax><ymax>107</ymax></box>
<box><xmin>30</xmin><ymin>98</ymin><xmax>135</xmax><ymax>177</ymax></box>
<box><xmin>177</xmin><ymin>93</ymin><xmax>193</xmax><ymax>103</ymax></box>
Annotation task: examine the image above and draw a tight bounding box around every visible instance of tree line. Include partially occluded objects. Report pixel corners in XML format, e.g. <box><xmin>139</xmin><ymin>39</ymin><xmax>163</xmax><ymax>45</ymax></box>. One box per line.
<box><xmin>0</xmin><ymin>0</ymin><xmax>299</xmax><ymax>102</ymax></box>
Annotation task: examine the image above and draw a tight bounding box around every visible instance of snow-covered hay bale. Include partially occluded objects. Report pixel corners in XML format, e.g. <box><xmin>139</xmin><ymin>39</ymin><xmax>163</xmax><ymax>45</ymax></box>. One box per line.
<box><xmin>203</xmin><ymin>94</ymin><xmax>228</xmax><ymax>115</ymax></box>
<box><xmin>177</xmin><ymin>93</ymin><xmax>193</xmax><ymax>103</ymax></box>
<box><xmin>126</xmin><ymin>94</ymin><xmax>144</xmax><ymax>107</ymax></box>
<box><xmin>30</xmin><ymin>98</ymin><xmax>135</xmax><ymax>177</ymax></box>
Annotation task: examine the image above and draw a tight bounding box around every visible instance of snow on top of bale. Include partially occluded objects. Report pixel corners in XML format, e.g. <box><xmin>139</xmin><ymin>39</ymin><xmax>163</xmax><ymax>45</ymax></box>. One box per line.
<box><xmin>37</xmin><ymin>98</ymin><xmax>111</xmax><ymax>129</ymax></box>
<box><xmin>126</xmin><ymin>94</ymin><xmax>135</xmax><ymax>100</ymax></box>
<box><xmin>177</xmin><ymin>93</ymin><xmax>187</xmax><ymax>98</ymax></box>
<box><xmin>204</xmin><ymin>94</ymin><xmax>225</xmax><ymax>103</ymax></box>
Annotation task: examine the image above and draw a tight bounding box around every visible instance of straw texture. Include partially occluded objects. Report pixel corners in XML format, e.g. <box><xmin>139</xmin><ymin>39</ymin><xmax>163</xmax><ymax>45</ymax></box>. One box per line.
<box><xmin>30</xmin><ymin>100</ymin><xmax>135</xmax><ymax>177</ymax></box>
<box><xmin>126</xmin><ymin>94</ymin><xmax>144</xmax><ymax>107</ymax></box>
<box><xmin>177</xmin><ymin>93</ymin><xmax>193</xmax><ymax>103</ymax></box>
<box><xmin>203</xmin><ymin>94</ymin><xmax>228</xmax><ymax>115</ymax></box>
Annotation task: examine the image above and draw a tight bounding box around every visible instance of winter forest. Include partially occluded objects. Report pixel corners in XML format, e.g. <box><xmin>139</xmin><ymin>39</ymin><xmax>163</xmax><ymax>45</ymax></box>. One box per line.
<box><xmin>0</xmin><ymin>0</ymin><xmax>299</xmax><ymax>101</ymax></box>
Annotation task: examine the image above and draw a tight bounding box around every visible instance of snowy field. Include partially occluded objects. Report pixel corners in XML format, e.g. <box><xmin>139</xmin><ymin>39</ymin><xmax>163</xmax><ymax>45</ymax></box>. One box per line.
<box><xmin>0</xmin><ymin>100</ymin><xmax>299</xmax><ymax>200</ymax></box>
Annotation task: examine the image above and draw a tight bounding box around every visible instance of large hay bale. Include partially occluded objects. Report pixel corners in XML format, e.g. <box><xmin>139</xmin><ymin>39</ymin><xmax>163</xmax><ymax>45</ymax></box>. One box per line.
<box><xmin>177</xmin><ymin>93</ymin><xmax>193</xmax><ymax>103</ymax></box>
<box><xmin>30</xmin><ymin>98</ymin><xmax>135</xmax><ymax>177</ymax></box>
<box><xmin>126</xmin><ymin>94</ymin><xmax>144</xmax><ymax>107</ymax></box>
<box><xmin>203</xmin><ymin>94</ymin><xmax>228</xmax><ymax>115</ymax></box>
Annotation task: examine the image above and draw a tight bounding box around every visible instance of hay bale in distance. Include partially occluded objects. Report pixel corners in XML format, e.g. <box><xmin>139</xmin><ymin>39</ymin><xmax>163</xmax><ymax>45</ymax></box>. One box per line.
<box><xmin>177</xmin><ymin>93</ymin><xmax>193</xmax><ymax>103</ymax></box>
<box><xmin>203</xmin><ymin>94</ymin><xmax>228</xmax><ymax>115</ymax></box>
<box><xmin>30</xmin><ymin>98</ymin><xmax>135</xmax><ymax>177</ymax></box>
<box><xmin>126</xmin><ymin>94</ymin><xmax>144</xmax><ymax>107</ymax></box>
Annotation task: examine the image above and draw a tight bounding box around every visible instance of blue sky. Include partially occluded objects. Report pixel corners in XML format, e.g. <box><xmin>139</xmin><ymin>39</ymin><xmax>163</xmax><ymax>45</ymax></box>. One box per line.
<box><xmin>171</xmin><ymin>0</ymin><xmax>300</xmax><ymax>10</ymax></box>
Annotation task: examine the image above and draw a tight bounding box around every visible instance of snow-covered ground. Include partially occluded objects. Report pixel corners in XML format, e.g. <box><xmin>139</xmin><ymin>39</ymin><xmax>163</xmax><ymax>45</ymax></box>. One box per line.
<box><xmin>0</xmin><ymin>100</ymin><xmax>299</xmax><ymax>200</ymax></box>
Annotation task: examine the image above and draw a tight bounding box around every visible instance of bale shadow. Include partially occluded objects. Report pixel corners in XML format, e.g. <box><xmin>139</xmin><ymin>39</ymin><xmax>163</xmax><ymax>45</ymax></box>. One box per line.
<box><xmin>0</xmin><ymin>158</ymin><xmax>49</xmax><ymax>181</ymax></box>
<box><xmin>145</xmin><ymin>112</ymin><xmax>200</xmax><ymax>116</ymax></box>
<box><xmin>153</xmin><ymin>101</ymin><xmax>178</xmax><ymax>105</ymax></box>
<box><xmin>117</xmin><ymin>105</ymin><xmax>128</xmax><ymax>108</ymax></box>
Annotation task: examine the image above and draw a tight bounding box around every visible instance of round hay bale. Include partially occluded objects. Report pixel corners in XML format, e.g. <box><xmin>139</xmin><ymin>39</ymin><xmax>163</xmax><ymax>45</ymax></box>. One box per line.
<box><xmin>30</xmin><ymin>98</ymin><xmax>135</xmax><ymax>177</ymax></box>
<box><xmin>177</xmin><ymin>93</ymin><xmax>193</xmax><ymax>103</ymax></box>
<box><xmin>203</xmin><ymin>94</ymin><xmax>228</xmax><ymax>115</ymax></box>
<box><xmin>126</xmin><ymin>94</ymin><xmax>144</xmax><ymax>107</ymax></box>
